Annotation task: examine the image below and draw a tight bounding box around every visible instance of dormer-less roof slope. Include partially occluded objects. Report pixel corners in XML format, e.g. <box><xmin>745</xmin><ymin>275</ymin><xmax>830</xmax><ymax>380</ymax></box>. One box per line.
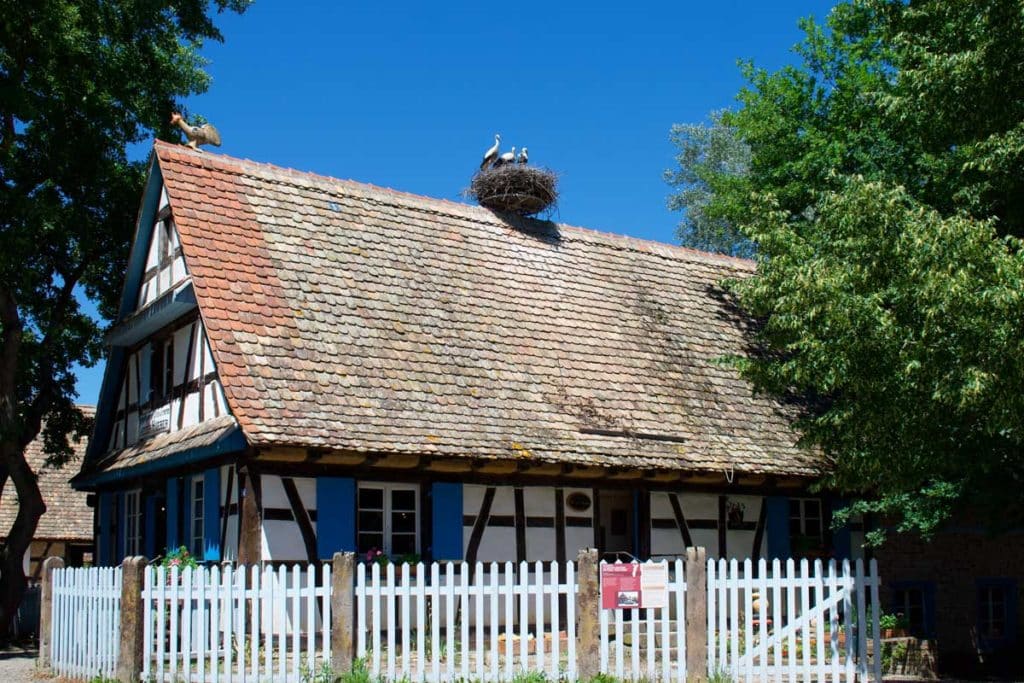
<box><xmin>138</xmin><ymin>141</ymin><xmax>819</xmax><ymax>476</ymax></box>
<box><xmin>0</xmin><ymin>406</ymin><xmax>94</xmax><ymax>541</ymax></box>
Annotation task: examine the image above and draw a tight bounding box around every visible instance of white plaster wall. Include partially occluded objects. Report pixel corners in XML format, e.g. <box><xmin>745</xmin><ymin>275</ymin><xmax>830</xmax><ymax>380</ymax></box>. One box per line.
<box><xmin>463</xmin><ymin>485</ymin><xmax>594</xmax><ymax>563</ymax></box>
<box><xmin>651</xmin><ymin>492</ymin><xmax>768</xmax><ymax>561</ymax></box>
<box><xmin>524</xmin><ymin>487</ymin><xmax>556</xmax><ymax>562</ymax></box>
<box><xmin>261</xmin><ymin>474</ymin><xmax>317</xmax><ymax>562</ymax></box>
<box><xmin>463</xmin><ymin>486</ymin><xmax>517</xmax><ymax>563</ymax></box>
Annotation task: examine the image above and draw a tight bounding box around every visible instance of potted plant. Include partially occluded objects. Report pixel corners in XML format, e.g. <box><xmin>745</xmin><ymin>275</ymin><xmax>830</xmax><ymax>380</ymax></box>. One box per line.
<box><xmin>879</xmin><ymin>612</ymin><xmax>910</xmax><ymax>638</ymax></box>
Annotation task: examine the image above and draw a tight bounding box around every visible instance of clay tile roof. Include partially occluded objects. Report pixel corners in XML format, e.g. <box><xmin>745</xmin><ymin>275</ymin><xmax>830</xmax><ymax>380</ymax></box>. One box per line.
<box><xmin>0</xmin><ymin>407</ymin><xmax>94</xmax><ymax>541</ymax></box>
<box><xmin>153</xmin><ymin>140</ymin><xmax>821</xmax><ymax>477</ymax></box>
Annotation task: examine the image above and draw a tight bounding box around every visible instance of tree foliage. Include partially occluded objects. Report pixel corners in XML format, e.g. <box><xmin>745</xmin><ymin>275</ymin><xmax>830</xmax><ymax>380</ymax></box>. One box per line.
<box><xmin>0</xmin><ymin>0</ymin><xmax>248</xmax><ymax>636</ymax></box>
<box><xmin>665</xmin><ymin>110</ymin><xmax>754</xmax><ymax>258</ymax></box>
<box><xmin>702</xmin><ymin>0</ymin><xmax>1024</xmax><ymax>537</ymax></box>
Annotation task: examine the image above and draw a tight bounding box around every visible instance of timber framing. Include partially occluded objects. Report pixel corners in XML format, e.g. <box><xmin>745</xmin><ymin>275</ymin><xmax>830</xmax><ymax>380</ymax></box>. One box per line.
<box><xmin>253</xmin><ymin>446</ymin><xmax>809</xmax><ymax>493</ymax></box>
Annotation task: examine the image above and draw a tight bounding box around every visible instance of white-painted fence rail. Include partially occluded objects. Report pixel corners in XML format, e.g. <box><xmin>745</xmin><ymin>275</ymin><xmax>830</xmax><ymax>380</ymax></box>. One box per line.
<box><xmin>707</xmin><ymin>557</ymin><xmax>882</xmax><ymax>682</ymax></box>
<box><xmin>355</xmin><ymin>560</ymin><xmax>578</xmax><ymax>682</ymax></box>
<box><xmin>141</xmin><ymin>563</ymin><xmax>332</xmax><ymax>683</ymax></box>
<box><xmin>599</xmin><ymin>559</ymin><xmax>688</xmax><ymax>681</ymax></box>
<box><xmin>50</xmin><ymin>566</ymin><xmax>122</xmax><ymax>680</ymax></box>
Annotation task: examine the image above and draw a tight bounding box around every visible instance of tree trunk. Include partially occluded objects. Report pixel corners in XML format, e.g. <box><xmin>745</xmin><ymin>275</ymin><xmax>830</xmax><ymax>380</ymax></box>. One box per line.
<box><xmin>0</xmin><ymin>288</ymin><xmax>45</xmax><ymax>643</ymax></box>
<box><xmin>0</xmin><ymin>447</ymin><xmax>43</xmax><ymax>642</ymax></box>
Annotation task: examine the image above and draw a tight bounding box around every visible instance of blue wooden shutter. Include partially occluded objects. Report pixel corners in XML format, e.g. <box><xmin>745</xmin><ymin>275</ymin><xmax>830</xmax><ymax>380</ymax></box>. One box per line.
<box><xmin>98</xmin><ymin>492</ymin><xmax>113</xmax><ymax>566</ymax></box>
<box><xmin>166</xmin><ymin>478</ymin><xmax>180</xmax><ymax>551</ymax></box>
<box><xmin>143</xmin><ymin>493</ymin><xmax>158</xmax><ymax>559</ymax></box>
<box><xmin>204</xmin><ymin>468</ymin><xmax>222</xmax><ymax>562</ymax></box>
<box><xmin>766</xmin><ymin>496</ymin><xmax>791</xmax><ymax>559</ymax></box>
<box><xmin>431</xmin><ymin>482</ymin><xmax>463</xmax><ymax>561</ymax></box>
<box><xmin>317</xmin><ymin>477</ymin><xmax>356</xmax><ymax>558</ymax></box>
<box><xmin>114</xmin><ymin>491</ymin><xmax>126</xmax><ymax>562</ymax></box>
<box><xmin>830</xmin><ymin>498</ymin><xmax>852</xmax><ymax>560</ymax></box>
<box><xmin>182</xmin><ymin>477</ymin><xmax>192</xmax><ymax>555</ymax></box>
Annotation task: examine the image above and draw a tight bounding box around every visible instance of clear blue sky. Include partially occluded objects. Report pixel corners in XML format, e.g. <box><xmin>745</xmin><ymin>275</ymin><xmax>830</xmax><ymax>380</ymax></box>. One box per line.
<box><xmin>74</xmin><ymin>0</ymin><xmax>836</xmax><ymax>404</ymax></box>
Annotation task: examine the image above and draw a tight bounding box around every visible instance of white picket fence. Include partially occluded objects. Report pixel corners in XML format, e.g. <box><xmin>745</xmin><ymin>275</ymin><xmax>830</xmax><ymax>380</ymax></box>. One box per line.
<box><xmin>45</xmin><ymin>554</ymin><xmax>885</xmax><ymax>682</ymax></box>
<box><xmin>707</xmin><ymin>558</ymin><xmax>882</xmax><ymax>682</ymax></box>
<box><xmin>355</xmin><ymin>560</ymin><xmax>578</xmax><ymax>682</ymax></box>
<box><xmin>141</xmin><ymin>563</ymin><xmax>332</xmax><ymax>682</ymax></box>
<box><xmin>50</xmin><ymin>566</ymin><xmax>122</xmax><ymax>679</ymax></box>
<box><xmin>599</xmin><ymin>559</ymin><xmax>688</xmax><ymax>681</ymax></box>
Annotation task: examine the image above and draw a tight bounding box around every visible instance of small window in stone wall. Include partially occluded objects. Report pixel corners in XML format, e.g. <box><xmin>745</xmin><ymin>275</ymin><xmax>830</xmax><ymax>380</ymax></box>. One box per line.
<box><xmin>977</xmin><ymin>579</ymin><xmax>1017</xmax><ymax>648</ymax></box>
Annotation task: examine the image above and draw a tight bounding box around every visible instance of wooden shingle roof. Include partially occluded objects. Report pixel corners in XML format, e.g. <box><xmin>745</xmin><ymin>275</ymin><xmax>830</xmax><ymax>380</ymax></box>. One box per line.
<box><xmin>0</xmin><ymin>407</ymin><xmax>93</xmax><ymax>541</ymax></box>
<box><xmin>141</xmin><ymin>141</ymin><xmax>820</xmax><ymax>477</ymax></box>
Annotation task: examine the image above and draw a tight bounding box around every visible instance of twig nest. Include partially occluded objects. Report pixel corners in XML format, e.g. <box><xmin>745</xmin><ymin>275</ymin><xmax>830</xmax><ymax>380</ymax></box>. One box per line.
<box><xmin>469</xmin><ymin>165</ymin><xmax>558</xmax><ymax>217</ymax></box>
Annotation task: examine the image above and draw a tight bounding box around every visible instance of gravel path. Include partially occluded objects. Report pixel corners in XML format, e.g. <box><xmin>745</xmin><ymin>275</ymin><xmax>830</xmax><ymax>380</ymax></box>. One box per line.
<box><xmin>0</xmin><ymin>646</ymin><xmax>42</xmax><ymax>682</ymax></box>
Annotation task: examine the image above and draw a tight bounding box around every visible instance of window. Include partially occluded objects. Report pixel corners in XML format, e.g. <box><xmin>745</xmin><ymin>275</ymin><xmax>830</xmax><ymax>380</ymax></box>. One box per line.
<box><xmin>977</xmin><ymin>580</ymin><xmax>1016</xmax><ymax>645</ymax></box>
<box><xmin>357</xmin><ymin>483</ymin><xmax>419</xmax><ymax>557</ymax></box>
<box><xmin>124</xmin><ymin>490</ymin><xmax>142</xmax><ymax>557</ymax></box>
<box><xmin>149</xmin><ymin>338</ymin><xmax>173</xmax><ymax>401</ymax></box>
<box><xmin>892</xmin><ymin>582</ymin><xmax>934</xmax><ymax>637</ymax></box>
<box><xmin>191</xmin><ymin>477</ymin><xmax>204</xmax><ymax>558</ymax></box>
<box><xmin>789</xmin><ymin>498</ymin><xmax>823</xmax><ymax>539</ymax></box>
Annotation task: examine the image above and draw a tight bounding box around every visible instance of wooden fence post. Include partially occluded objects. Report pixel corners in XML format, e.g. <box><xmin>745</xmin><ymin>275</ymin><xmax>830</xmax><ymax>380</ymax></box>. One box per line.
<box><xmin>117</xmin><ymin>556</ymin><xmax>147</xmax><ymax>683</ymax></box>
<box><xmin>577</xmin><ymin>547</ymin><xmax>600</xmax><ymax>679</ymax></box>
<box><xmin>37</xmin><ymin>556</ymin><xmax>64</xmax><ymax>669</ymax></box>
<box><xmin>686</xmin><ymin>546</ymin><xmax>708</xmax><ymax>682</ymax></box>
<box><xmin>331</xmin><ymin>551</ymin><xmax>355</xmax><ymax>675</ymax></box>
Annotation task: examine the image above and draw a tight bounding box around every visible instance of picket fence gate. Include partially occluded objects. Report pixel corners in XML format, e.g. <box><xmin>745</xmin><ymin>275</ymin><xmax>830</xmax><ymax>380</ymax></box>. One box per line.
<box><xmin>599</xmin><ymin>559</ymin><xmax>688</xmax><ymax>681</ymax></box>
<box><xmin>50</xmin><ymin>566</ymin><xmax>122</xmax><ymax>680</ymax></box>
<box><xmin>707</xmin><ymin>557</ymin><xmax>882</xmax><ymax>682</ymax></box>
<box><xmin>141</xmin><ymin>563</ymin><xmax>332</xmax><ymax>683</ymax></box>
<box><xmin>355</xmin><ymin>560</ymin><xmax>578</xmax><ymax>682</ymax></box>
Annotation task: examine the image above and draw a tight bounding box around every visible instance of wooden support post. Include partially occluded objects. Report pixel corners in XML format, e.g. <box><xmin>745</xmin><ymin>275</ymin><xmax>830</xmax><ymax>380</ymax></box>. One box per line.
<box><xmin>686</xmin><ymin>546</ymin><xmax>708</xmax><ymax>682</ymax></box>
<box><xmin>238</xmin><ymin>466</ymin><xmax>262</xmax><ymax>565</ymax></box>
<box><xmin>577</xmin><ymin>547</ymin><xmax>600</xmax><ymax>679</ymax></box>
<box><xmin>38</xmin><ymin>556</ymin><xmax>63</xmax><ymax>669</ymax></box>
<box><xmin>331</xmin><ymin>551</ymin><xmax>355</xmax><ymax>674</ymax></box>
<box><xmin>117</xmin><ymin>556</ymin><xmax>147</xmax><ymax>683</ymax></box>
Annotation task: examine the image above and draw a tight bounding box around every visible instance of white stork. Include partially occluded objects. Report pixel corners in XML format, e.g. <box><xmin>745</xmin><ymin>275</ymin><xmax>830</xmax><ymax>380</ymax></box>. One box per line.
<box><xmin>517</xmin><ymin>147</ymin><xmax>528</xmax><ymax>164</ymax></box>
<box><xmin>480</xmin><ymin>134</ymin><xmax>501</xmax><ymax>171</ymax></box>
<box><xmin>496</xmin><ymin>146</ymin><xmax>516</xmax><ymax>167</ymax></box>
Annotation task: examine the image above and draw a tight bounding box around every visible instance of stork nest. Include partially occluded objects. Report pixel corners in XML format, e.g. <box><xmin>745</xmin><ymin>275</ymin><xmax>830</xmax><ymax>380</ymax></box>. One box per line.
<box><xmin>468</xmin><ymin>164</ymin><xmax>559</xmax><ymax>217</ymax></box>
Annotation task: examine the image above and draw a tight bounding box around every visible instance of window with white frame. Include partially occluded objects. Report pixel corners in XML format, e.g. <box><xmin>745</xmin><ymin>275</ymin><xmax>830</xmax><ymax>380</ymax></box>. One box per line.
<box><xmin>789</xmin><ymin>498</ymin><xmax>823</xmax><ymax>541</ymax></box>
<box><xmin>125</xmin><ymin>490</ymin><xmax>142</xmax><ymax>556</ymax></box>
<box><xmin>191</xmin><ymin>477</ymin><xmax>204</xmax><ymax>558</ymax></box>
<box><xmin>357</xmin><ymin>483</ymin><xmax>419</xmax><ymax>557</ymax></box>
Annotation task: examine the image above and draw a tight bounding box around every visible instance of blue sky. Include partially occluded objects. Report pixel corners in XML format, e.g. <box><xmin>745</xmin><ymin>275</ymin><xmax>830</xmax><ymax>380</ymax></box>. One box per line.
<box><xmin>74</xmin><ymin>0</ymin><xmax>836</xmax><ymax>404</ymax></box>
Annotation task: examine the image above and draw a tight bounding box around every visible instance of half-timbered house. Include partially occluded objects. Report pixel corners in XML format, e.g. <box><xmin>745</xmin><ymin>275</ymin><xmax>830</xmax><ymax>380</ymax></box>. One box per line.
<box><xmin>74</xmin><ymin>141</ymin><xmax>862</xmax><ymax>567</ymax></box>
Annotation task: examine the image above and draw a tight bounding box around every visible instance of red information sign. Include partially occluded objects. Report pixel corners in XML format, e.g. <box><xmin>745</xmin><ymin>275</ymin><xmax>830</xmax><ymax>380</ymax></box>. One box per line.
<box><xmin>601</xmin><ymin>563</ymin><xmax>642</xmax><ymax>609</ymax></box>
<box><xmin>600</xmin><ymin>561</ymin><xmax>669</xmax><ymax>609</ymax></box>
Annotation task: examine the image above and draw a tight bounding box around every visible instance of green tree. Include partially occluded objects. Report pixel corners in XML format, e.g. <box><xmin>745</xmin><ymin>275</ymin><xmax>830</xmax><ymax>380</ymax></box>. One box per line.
<box><xmin>703</xmin><ymin>0</ymin><xmax>1024</xmax><ymax>538</ymax></box>
<box><xmin>0</xmin><ymin>0</ymin><xmax>248</xmax><ymax>637</ymax></box>
<box><xmin>665</xmin><ymin>110</ymin><xmax>754</xmax><ymax>258</ymax></box>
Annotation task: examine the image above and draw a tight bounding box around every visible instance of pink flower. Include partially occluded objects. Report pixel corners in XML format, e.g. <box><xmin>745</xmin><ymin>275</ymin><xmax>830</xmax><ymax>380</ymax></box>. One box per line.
<box><xmin>170</xmin><ymin>558</ymin><xmax>181</xmax><ymax>566</ymax></box>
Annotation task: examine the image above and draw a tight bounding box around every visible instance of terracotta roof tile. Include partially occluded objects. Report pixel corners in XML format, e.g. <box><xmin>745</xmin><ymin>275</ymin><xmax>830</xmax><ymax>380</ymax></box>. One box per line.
<box><xmin>151</xmin><ymin>141</ymin><xmax>820</xmax><ymax>477</ymax></box>
<box><xmin>0</xmin><ymin>407</ymin><xmax>93</xmax><ymax>541</ymax></box>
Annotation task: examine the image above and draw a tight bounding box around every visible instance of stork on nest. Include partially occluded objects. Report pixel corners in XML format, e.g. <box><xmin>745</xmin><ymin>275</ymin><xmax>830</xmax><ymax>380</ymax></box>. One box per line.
<box><xmin>468</xmin><ymin>164</ymin><xmax>558</xmax><ymax>217</ymax></box>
